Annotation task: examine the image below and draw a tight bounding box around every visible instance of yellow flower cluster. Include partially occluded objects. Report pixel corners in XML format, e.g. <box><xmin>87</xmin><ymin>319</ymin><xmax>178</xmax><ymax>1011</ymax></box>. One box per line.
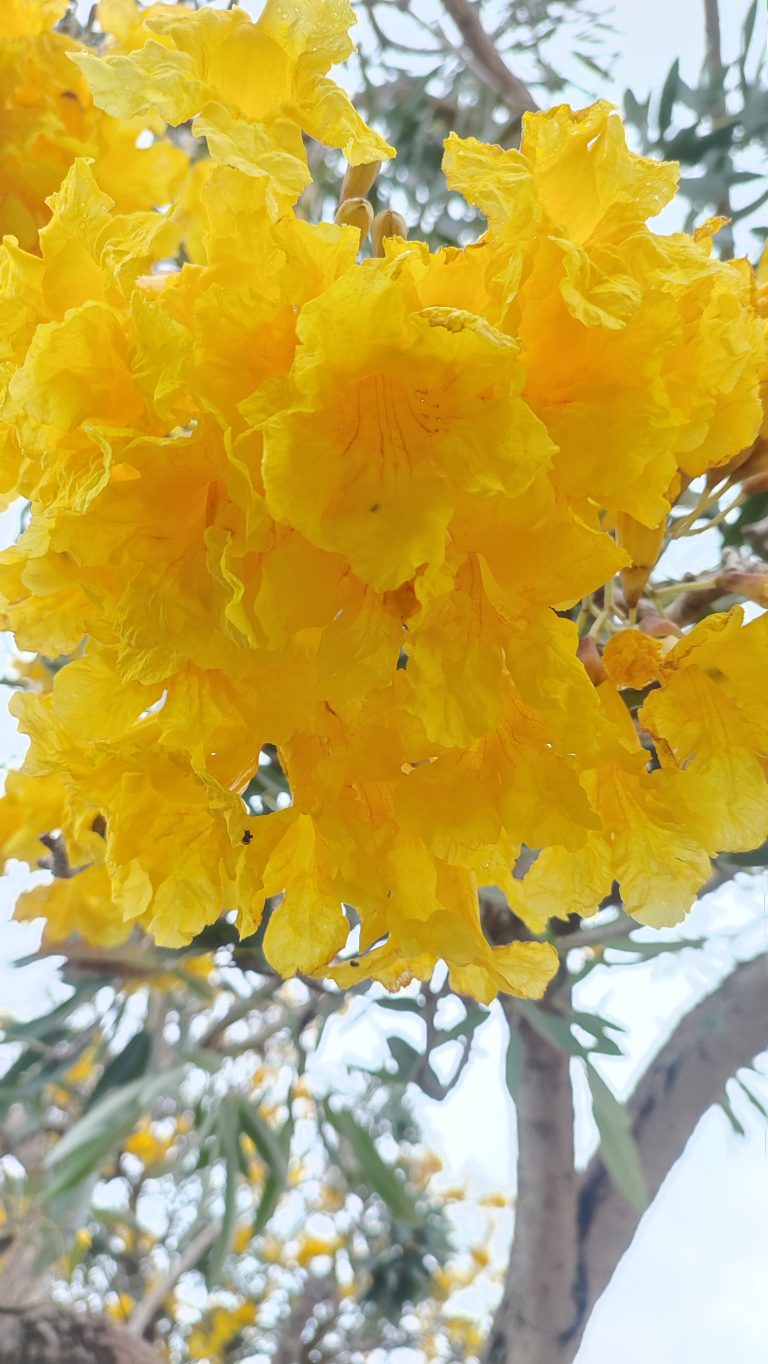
<box><xmin>0</xmin><ymin>0</ymin><xmax>766</xmax><ymax>1002</ymax></box>
<box><xmin>0</xmin><ymin>0</ymin><xmax>186</xmax><ymax>258</ymax></box>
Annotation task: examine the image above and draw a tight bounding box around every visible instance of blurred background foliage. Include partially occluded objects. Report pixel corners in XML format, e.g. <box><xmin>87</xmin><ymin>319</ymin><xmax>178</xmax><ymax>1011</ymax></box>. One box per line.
<box><xmin>2</xmin><ymin>2</ymin><xmax>768</xmax><ymax>1362</ymax></box>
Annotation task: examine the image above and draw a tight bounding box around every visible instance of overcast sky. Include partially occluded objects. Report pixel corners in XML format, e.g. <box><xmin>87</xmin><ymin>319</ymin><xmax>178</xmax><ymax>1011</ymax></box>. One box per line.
<box><xmin>4</xmin><ymin>3</ymin><xmax>768</xmax><ymax>1361</ymax></box>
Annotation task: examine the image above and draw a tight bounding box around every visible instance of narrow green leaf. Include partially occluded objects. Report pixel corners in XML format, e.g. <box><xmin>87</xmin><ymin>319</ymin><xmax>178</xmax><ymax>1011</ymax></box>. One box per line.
<box><xmin>252</xmin><ymin>1112</ymin><xmax>292</xmax><ymax>1234</ymax></box>
<box><xmin>87</xmin><ymin>1030</ymin><xmax>152</xmax><ymax>1109</ymax></box>
<box><xmin>518</xmin><ymin>1003</ymin><xmax>587</xmax><ymax>1057</ymax></box>
<box><xmin>504</xmin><ymin>1024</ymin><xmax>523</xmax><ymax>1101</ymax></box>
<box><xmin>44</xmin><ymin>1068</ymin><xmax>185</xmax><ymax>1202</ymax></box>
<box><xmin>585</xmin><ymin>1061</ymin><xmax>647</xmax><ymax>1211</ymax></box>
<box><xmin>207</xmin><ymin>1099</ymin><xmax>240</xmax><ymax>1282</ymax></box>
<box><xmin>434</xmin><ymin>1004</ymin><xmax>489</xmax><ymax>1047</ymax></box>
<box><xmin>570</xmin><ymin>1010</ymin><xmax>625</xmax><ymax>1057</ymax></box>
<box><xmin>323</xmin><ymin>1103</ymin><xmax>419</xmax><ymax>1225</ymax></box>
<box><xmin>734</xmin><ymin>1076</ymin><xmax>768</xmax><ymax>1122</ymax></box>
<box><xmin>742</xmin><ymin>0</ymin><xmax>758</xmax><ymax>63</ymax></box>
<box><xmin>623</xmin><ymin>88</ymin><xmax>650</xmax><ymax>136</ymax></box>
<box><xmin>604</xmin><ymin>935</ymin><xmax>707</xmax><ymax>960</ymax></box>
<box><xmin>720</xmin><ymin>1094</ymin><xmax>747</xmax><ymax>1137</ymax></box>
<box><xmin>658</xmin><ymin>57</ymin><xmax>680</xmax><ymax>134</ymax></box>
<box><xmin>44</xmin><ymin>1135</ymin><xmax>114</xmax><ymax>1203</ymax></box>
<box><xmin>387</xmin><ymin>1037</ymin><xmax>421</xmax><ymax>1082</ymax></box>
<box><xmin>238</xmin><ymin>1097</ymin><xmax>289</xmax><ymax>1181</ymax></box>
<box><xmin>377</xmin><ymin>997</ymin><xmax>423</xmax><ymax>1014</ymax></box>
<box><xmin>1</xmin><ymin>984</ymin><xmax>93</xmax><ymax>1043</ymax></box>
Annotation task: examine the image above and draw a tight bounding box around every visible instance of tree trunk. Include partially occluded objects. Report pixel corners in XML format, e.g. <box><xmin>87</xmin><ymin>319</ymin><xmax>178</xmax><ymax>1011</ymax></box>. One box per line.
<box><xmin>0</xmin><ymin>1305</ymin><xmax>161</xmax><ymax>1364</ymax></box>
<box><xmin>483</xmin><ymin>952</ymin><xmax>767</xmax><ymax>1364</ymax></box>
<box><xmin>483</xmin><ymin>1010</ymin><xmax>580</xmax><ymax>1364</ymax></box>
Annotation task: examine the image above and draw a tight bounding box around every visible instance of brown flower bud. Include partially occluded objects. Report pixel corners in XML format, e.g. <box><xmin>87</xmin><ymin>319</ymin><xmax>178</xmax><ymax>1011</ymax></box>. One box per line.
<box><xmin>715</xmin><ymin>569</ymin><xmax>768</xmax><ymax>606</ymax></box>
<box><xmin>334</xmin><ymin>196</ymin><xmax>374</xmax><ymax>243</ymax></box>
<box><xmin>577</xmin><ymin>635</ymin><xmax>607</xmax><ymax>686</ymax></box>
<box><xmin>638</xmin><ymin>612</ymin><xmax>683</xmax><ymax>640</ymax></box>
<box><xmin>371</xmin><ymin>208</ymin><xmax>407</xmax><ymax>257</ymax></box>
<box><xmin>741</xmin><ymin>469</ymin><xmax>768</xmax><ymax>498</ymax></box>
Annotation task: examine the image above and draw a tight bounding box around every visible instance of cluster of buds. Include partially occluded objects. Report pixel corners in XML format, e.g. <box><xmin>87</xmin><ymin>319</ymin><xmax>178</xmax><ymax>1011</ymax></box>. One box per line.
<box><xmin>334</xmin><ymin>160</ymin><xmax>407</xmax><ymax>254</ymax></box>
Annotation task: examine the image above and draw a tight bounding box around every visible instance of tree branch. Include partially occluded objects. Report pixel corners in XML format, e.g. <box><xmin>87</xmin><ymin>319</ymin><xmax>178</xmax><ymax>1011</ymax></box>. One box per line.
<box><xmin>701</xmin><ymin>0</ymin><xmax>734</xmax><ymax>254</ymax></box>
<box><xmin>439</xmin><ymin>0</ymin><xmax>539</xmax><ymax>123</ymax></box>
<box><xmin>483</xmin><ymin>999</ymin><xmax>580</xmax><ymax>1364</ymax></box>
<box><xmin>575</xmin><ymin>951</ymin><xmax>768</xmax><ymax>1341</ymax></box>
<box><xmin>129</xmin><ymin>1220</ymin><xmax>221</xmax><ymax>1339</ymax></box>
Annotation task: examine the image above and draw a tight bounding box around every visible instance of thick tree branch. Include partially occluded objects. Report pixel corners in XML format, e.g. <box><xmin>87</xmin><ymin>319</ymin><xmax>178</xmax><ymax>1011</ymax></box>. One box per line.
<box><xmin>575</xmin><ymin>951</ymin><xmax>768</xmax><ymax>1340</ymax></box>
<box><xmin>0</xmin><ymin>1306</ymin><xmax>162</xmax><ymax>1364</ymax></box>
<box><xmin>483</xmin><ymin>1000</ymin><xmax>580</xmax><ymax>1364</ymax></box>
<box><xmin>439</xmin><ymin>0</ymin><xmax>538</xmax><ymax>122</ymax></box>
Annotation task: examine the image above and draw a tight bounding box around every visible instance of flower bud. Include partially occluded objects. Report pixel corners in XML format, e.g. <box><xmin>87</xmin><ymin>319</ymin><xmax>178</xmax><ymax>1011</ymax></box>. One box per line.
<box><xmin>371</xmin><ymin>208</ymin><xmax>407</xmax><ymax>257</ymax></box>
<box><xmin>715</xmin><ymin>569</ymin><xmax>768</xmax><ymax>606</ymax></box>
<box><xmin>339</xmin><ymin>160</ymin><xmax>382</xmax><ymax>203</ymax></box>
<box><xmin>638</xmin><ymin>612</ymin><xmax>683</xmax><ymax>640</ymax></box>
<box><xmin>577</xmin><ymin>635</ymin><xmax>606</xmax><ymax>686</ymax></box>
<box><xmin>616</xmin><ymin>513</ymin><xmax>666</xmax><ymax>608</ymax></box>
<box><xmin>334</xmin><ymin>196</ymin><xmax>374</xmax><ymax>243</ymax></box>
<box><xmin>741</xmin><ymin>469</ymin><xmax>768</xmax><ymax>498</ymax></box>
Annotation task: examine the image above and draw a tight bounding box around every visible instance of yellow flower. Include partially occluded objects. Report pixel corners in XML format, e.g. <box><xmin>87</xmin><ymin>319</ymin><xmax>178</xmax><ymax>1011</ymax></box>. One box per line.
<box><xmin>73</xmin><ymin>1</ymin><xmax>393</xmax><ymax>209</ymax></box>
<box><xmin>123</xmin><ymin>1121</ymin><xmax>174</xmax><ymax>1166</ymax></box>
<box><xmin>105</xmin><ymin>1291</ymin><xmax>134</xmax><ymax>1321</ymax></box>
<box><xmin>294</xmin><ymin>1233</ymin><xmax>343</xmax><ymax>1267</ymax></box>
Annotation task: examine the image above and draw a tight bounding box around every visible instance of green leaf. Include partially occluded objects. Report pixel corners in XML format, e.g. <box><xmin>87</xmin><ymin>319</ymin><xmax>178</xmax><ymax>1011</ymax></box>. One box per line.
<box><xmin>518</xmin><ymin>1003</ymin><xmax>587</xmax><ymax>1057</ymax></box>
<box><xmin>719</xmin><ymin>1093</ymin><xmax>746</xmax><ymax>1137</ymax></box>
<box><xmin>1</xmin><ymin>983</ymin><xmax>94</xmax><ymax>1043</ymax></box>
<box><xmin>623</xmin><ymin>88</ymin><xmax>650</xmax><ymax>137</ymax></box>
<box><xmin>658</xmin><ymin>58</ymin><xmax>680</xmax><ymax>135</ymax></box>
<box><xmin>585</xmin><ymin>1061</ymin><xmax>647</xmax><ymax>1211</ymax></box>
<box><xmin>44</xmin><ymin>1068</ymin><xmax>185</xmax><ymax>1200</ymax></box>
<box><xmin>570</xmin><ymin>1009</ymin><xmax>625</xmax><ymax>1057</ymax></box>
<box><xmin>504</xmin><ymin>1024</ymin><xmax>523</xmax><ymax>1101</ymax></box>
<box><xmin>387</xmin><ymin>1036</ymin><xmax>422</xmax><ymax>1082</ymax></box>
<box><xmin>87</xmin><ymin>1030</ymin><xmax>152</xmax><ymax>1109</ymax></box>
<box><xmin>252</xmin><ymin>1105</ymin><xmax>292</xmax><ymax>1235</ymax></box>
<box><xmin>323</xmin><ymin>1103</ymin><xmax>419</xmax><ymax>1225</ymax></box>
<box><xmin>742</xmin><ymin>0</ymin><xmax>758</xmax><ymax>66</ymax></box>
<box><xmin>208</xmin><ymin>1098</ymin><xmax>240</xmax><ymax>1282</ymax></box>
<box><xmin>238</xmin><ymin>1097</ymin><xmax>289</xmax><ymax>1181</ymax></box>
<box><xmin>433</xmin><ymin>1004</ymin><xmax>489</xmax><ymax>1047</ymax></box>
<box><xmin>377</xmin><ymin>997</ymin><xmax>424</xmax><ymax>1014</ymax></box>
<box><xmin>603</xmin><ymin>934</ymin><xmax>707</xmax><ymax>960</ymax></box>
<box><xmin>734</xmin><ymin>1076</ymin><xmax>768</xmax><ymax>1122</ymax></box>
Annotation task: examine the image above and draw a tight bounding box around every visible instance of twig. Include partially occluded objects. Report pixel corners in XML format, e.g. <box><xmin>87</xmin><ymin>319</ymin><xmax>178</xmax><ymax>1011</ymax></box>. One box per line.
<box><xmin>440</xmin><ymin>0</ymin><xmax>538</xmax><ymax>123</ymax></box>
<box><xmin>702</xmin><ymin>0</ymin><xmax>734</xmax><ymax>253</ymax></box>
<box><xmin>130</xmin><ymin>1220</ymin><xmax>221</xmax><ymax>1338</ymax></box>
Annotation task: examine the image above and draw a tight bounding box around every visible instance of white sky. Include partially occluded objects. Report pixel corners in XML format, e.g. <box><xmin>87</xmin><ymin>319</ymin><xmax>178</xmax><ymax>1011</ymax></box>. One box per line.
<box><xmin>4</xmin><ymin>2</ymin><xmax>768</xmax><ymax>1361</ymax></box>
